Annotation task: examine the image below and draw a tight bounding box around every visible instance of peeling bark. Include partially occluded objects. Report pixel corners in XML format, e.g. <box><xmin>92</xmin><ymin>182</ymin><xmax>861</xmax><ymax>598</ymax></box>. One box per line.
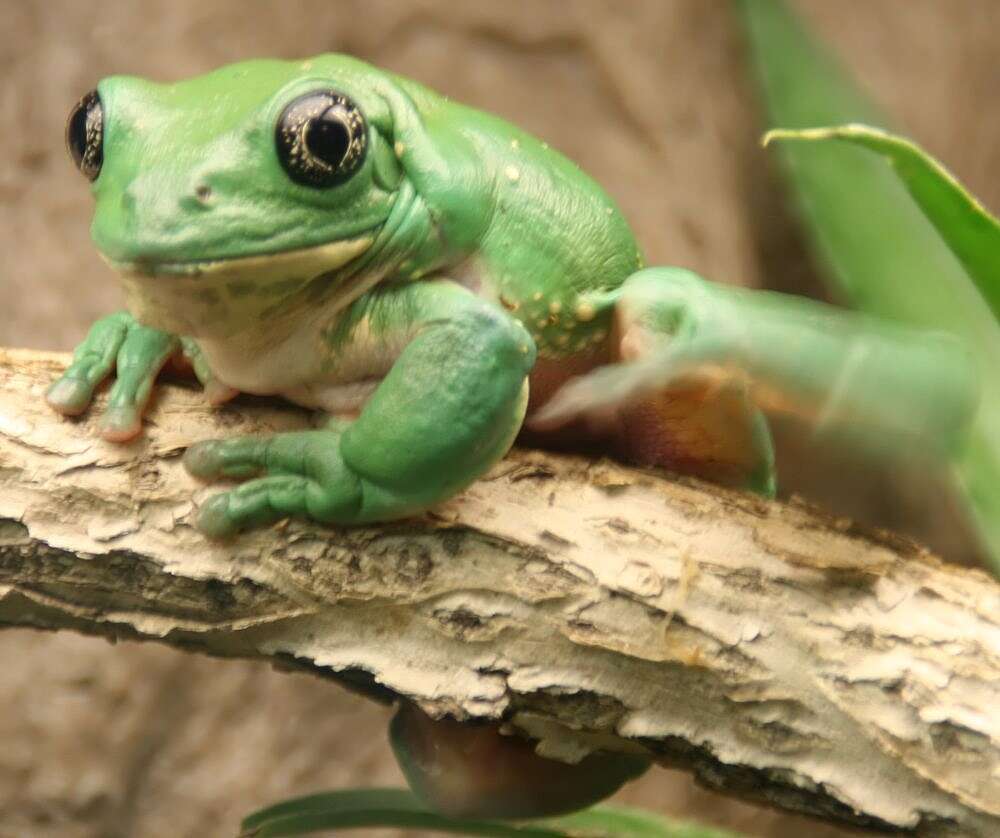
<box><xmin>0</xmin><ymin>348</ymin><xmax>997</xmax><ymax>836</ymax></box>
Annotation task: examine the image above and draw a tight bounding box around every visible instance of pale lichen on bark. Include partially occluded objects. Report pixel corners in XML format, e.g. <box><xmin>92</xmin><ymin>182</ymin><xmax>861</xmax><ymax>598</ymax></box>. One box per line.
<box><xmin>0</xmin><ymin>348</ymin><xmax>997</xmax><ymax>836</ymax></box>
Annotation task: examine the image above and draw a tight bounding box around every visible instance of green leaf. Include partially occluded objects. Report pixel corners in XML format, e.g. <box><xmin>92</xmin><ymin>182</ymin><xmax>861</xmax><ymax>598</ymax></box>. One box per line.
<box><xmin>240</xmin><ymin>788</ymin><xmax>423</xmax><ymax>833</ymax></box>
<box><xmin>764</xmin><ymin>124</ymin><xmax>1000</xmax><ymax>321</ymax></box>
<box><xmin>542</xmin><ymin>804</ymin><xmax>741</xmax><ymax>837</ymax></box>
<box><xmin>239</xmin><ymin>787</ymin><xmax>565</xmax><ymax>837</ymax></box>
<box><xmin>736</xmin><ymin>0</ymin><xmax>1000</xmax><ymax>571</ymax></box>
<box><xmin>239</xmin><ymin>788</ymin><xmax>744</xmax><ymax>838</ymax></box>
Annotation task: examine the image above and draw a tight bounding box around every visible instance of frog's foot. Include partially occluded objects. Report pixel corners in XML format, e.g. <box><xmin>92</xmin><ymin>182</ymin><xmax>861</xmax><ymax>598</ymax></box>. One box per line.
<box><xmin>390</xmin><ymin>702</ymin><xmax>650</xmax><ymax>820</ymax></box>
<box><xmin>178</xmin><ymin>337</ymin><xmax>239</xmax><ymax>406</ymax></box>
<box><xmin>183</xmin><ymin>431</ymin><xmax>363</xmax><ymax>538</ymax></box>
<box><xmin>531</xmin><ymin>268</ymin><xmax>776</xmax><ymax>496</ymax></box>
<box><xmin>46</xmin><ymin>311</ymin><xmax>179</xmax><ymax>441</ymax></box>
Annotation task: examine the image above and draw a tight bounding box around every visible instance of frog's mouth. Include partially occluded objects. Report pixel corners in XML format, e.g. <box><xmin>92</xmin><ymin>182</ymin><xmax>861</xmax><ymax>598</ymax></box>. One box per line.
<box><xmin>103</xmin><ymin>236</ymin><xmax>374</xmax><ymax>281</ymax></box>
<box><xmin>103</xmin><ymin>236</ymin><xmax>376</xmax><ymax>338</ymax></box>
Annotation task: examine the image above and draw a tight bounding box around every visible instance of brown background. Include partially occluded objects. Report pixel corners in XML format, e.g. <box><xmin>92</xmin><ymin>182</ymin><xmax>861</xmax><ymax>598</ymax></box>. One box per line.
<box><xmin>1</xmin><ymin>2</ymin><xmax>998</xmax><ymax>836</ymax></box>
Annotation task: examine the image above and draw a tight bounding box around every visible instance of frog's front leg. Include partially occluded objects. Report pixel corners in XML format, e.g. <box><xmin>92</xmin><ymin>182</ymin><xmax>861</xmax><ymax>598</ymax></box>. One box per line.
<box><xmin>183</xmin><ymin>281</ymin><xmax>536</xmax><ymax>537</ymax></box>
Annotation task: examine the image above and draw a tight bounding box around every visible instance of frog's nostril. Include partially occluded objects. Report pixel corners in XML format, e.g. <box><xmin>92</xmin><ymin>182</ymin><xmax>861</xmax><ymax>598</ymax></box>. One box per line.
<box><xmin>179</xmin><ymin>184</ymin><xmax>214</xmax><ymax>212</ymax></box>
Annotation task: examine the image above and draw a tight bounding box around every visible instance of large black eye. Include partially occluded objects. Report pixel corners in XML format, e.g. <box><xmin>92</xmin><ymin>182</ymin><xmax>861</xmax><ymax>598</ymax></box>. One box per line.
<box><xmin>66</xmin><ymin>89</ymin><xmax>104</xmax><ymax>181</ymax></box>
<box><xmin>275</xmin><ymin>90</ymin><xmax>367</xmax><ymax>188</ymax></box>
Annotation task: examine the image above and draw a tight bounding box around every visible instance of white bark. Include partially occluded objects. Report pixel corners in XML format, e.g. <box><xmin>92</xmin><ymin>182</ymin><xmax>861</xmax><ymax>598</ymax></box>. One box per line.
<box><xmin>0</xmin><ymin>348</ymin><xmax>997</xmax><ymax>836</ymax></box>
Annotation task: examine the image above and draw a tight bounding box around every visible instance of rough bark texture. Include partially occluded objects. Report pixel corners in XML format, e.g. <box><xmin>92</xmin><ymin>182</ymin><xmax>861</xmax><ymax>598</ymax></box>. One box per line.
<box><xmin>2</xmin><ymin>349</ymin><xmax>997</xmax><ymax>837</ymax></box>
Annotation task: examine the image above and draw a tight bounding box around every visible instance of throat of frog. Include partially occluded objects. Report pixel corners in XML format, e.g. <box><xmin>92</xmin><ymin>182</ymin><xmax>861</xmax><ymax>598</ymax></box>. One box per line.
<box><xmin>116</xmin><ymin>237</ymin><xmax>391</xmax><ymax>396</ymax></box>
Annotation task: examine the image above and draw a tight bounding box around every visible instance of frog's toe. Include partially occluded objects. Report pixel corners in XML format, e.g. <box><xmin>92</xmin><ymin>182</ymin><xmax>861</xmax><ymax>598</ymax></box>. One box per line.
<box><xmin>204</xmin><ymin>380</ymin><xmax>240</xmax><ymax>406</ymax></box>
<box><xmin>195</xmin><ymin>492</ymin><xmax>242</xmax><ymax>540</ymax></box>
<box><xmin>46</xmin><ymin>377</ymin><xmax>95</xmax><ymax>416</ymax></box>
<box><xmin>184</xmin><ymin>440</ymin><xmax>225</xmax><ymax>479</ymax></box>
<box><xmin>47</xmin><ymin>311</ymin><xmax>133</xmax><ymax>418</ymax></box>
<box><xmin>183</xmin><ymin>438</ymin><xmax>268</xmax><ymax>481</ymax></box>
<box><xmin>197</xmin><ymin>481</ymin><xmax>307</xmax><ymax>538</ymax></box>
<box><xmin>195</xmin><ymin>474</ymin><xmax>335</xmax><ymax>536</ymax></box>
<box><xmin>98</xmin><ymin>405</ymin><xmax>143</xmax><ymax>442</ymax></box>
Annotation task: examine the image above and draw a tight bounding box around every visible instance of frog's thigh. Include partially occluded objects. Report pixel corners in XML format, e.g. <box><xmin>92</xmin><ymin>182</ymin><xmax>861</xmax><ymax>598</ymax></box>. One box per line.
<box><xmin>613</xmin><ymin>271</ymin><xmax>775</xmax><ymax>496</ymax></box>
<box><xmin>340</xmin><ymin>283</ymin><xmax>536</xmax><ymax>521</ymax></box>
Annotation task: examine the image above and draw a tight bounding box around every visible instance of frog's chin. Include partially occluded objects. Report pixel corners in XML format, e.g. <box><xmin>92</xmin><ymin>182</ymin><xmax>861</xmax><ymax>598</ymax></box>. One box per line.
<box><xmin>103</xmin><ymin>236</ymin><xmax>375</xmax><ymax>338</ymax></box>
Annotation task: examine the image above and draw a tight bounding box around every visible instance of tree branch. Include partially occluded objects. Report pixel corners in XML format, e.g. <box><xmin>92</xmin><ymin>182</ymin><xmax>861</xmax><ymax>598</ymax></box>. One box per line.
<box><xmin>0</xmin><ymin>348</ymin><xmax>997</xmax><ymax>836</ymax></box>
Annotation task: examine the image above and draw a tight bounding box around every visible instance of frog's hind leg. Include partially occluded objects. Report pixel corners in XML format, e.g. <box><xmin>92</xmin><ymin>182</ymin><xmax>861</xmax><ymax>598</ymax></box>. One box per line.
<box><xmin>614</xmin><ymin>379</ymin><xmax>776</xmax><ymax>496</ymax></box>
<box><xmin>531</xmin><ymin>267</ymin><xmax>777</xmax><ymax>496</ymax></box>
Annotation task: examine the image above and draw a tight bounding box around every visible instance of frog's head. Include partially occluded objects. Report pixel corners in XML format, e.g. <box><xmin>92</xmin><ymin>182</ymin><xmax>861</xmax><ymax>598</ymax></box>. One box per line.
<box><xmin>66</xmin><ymin>56</ymin><xmax>414</xmax><ymax>337</ymax></box>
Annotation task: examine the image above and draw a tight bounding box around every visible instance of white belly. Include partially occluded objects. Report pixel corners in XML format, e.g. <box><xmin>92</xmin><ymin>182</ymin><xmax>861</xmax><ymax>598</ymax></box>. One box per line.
<box><xmin>195</xmin><ymin>312</ymin><xmax>398</xmax><ymax>414</ymax></box>
<box><xmin>197</xmin><ymin>328</ymin><xmax>325</xmax><ymax>396</ymax></box>
<box><xmin>282</xmin><ymin>380</ymin><xmax>380</xmax><ymax>413</ymax></box>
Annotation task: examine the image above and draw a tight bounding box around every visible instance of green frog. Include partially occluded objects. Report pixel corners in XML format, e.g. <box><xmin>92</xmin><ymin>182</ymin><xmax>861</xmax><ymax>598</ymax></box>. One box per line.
<box><xmin>48</xmin><ymin>54</ymin><xmax>976</xmax><ymax>818</ymax></box>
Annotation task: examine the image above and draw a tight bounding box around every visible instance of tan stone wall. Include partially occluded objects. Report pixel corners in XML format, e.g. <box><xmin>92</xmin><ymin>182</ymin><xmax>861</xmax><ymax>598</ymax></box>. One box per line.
<box><xmin>1</xmin><ymin>2</ymin><xmax>996</xmax><ymax>835</ymax></box>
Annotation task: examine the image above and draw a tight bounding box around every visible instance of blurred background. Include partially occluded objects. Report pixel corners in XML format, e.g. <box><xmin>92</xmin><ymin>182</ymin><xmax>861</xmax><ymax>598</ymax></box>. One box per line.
<box><xmin>1</xmin><ymin>1</ymin><xmax>997</xmax><ymax>836</ymax></box>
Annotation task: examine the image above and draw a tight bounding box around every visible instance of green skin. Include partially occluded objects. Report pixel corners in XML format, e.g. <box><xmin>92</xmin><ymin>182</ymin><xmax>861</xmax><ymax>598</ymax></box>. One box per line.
<box><xmin>48</xmin><ymin>55</ymin><xmax>979</xmax><ymax>817</ymax></box>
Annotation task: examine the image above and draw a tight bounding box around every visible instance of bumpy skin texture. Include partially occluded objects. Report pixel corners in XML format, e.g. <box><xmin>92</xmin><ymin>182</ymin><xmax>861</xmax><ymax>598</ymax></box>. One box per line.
<box><xmin>49</xmin><ymin>54</ymin><xmax>978</xmax><ymax>817</ymax></box>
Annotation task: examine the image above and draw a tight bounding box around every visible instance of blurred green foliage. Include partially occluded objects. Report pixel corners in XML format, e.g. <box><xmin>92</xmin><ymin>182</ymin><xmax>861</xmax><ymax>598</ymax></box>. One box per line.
<box><xmin>739</xmin><ymin>0</ymin><xmax>1000</xmax><ymax>572</ymax></box>
<box><xmin>238</xmin><ymin>788</ymin><xmax>741</xmax><ymax>837</ymax></box>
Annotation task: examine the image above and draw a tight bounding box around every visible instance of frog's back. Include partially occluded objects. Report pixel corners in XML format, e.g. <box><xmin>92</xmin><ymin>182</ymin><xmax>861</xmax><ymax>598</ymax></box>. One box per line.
<box><xmin>390</xmin><ymin>72</ymin><xmax>643</xmax><ymax>358</ymax></box>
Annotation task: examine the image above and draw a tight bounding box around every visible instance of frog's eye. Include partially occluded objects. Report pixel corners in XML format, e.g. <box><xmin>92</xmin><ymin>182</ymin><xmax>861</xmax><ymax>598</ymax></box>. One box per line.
<box><xmin>275</xmin><ymin>90</ymin><xmax>367</xmax><ymax>188</ymax></box>
<box><xmin>66</xmin><ymin>89</ymin><xmax>104</xmax><ymax>182</ymax></box>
